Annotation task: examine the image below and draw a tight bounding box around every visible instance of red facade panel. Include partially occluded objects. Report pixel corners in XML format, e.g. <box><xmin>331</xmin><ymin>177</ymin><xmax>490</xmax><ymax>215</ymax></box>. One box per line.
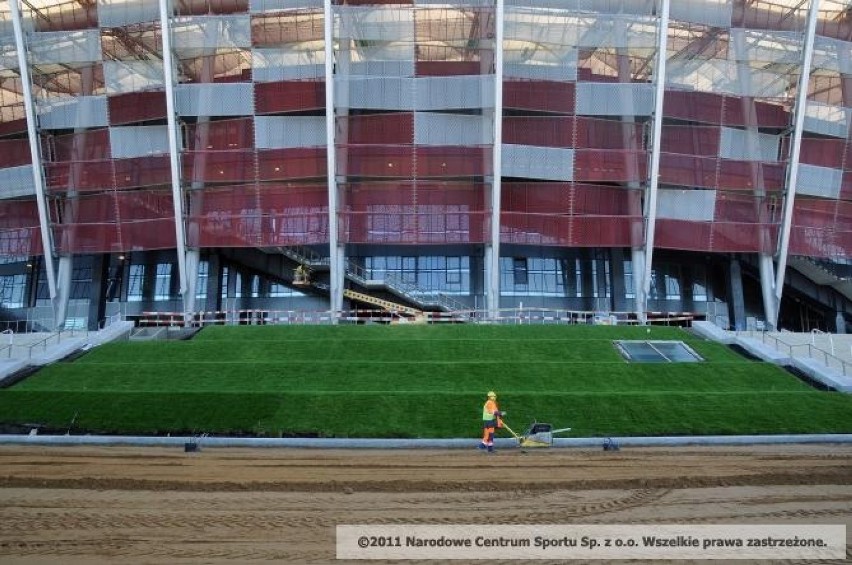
<box><xmin>108</xmin><ymin>92</ymin><xmax>168</xmax><ymax>125</ymax></box>
<box><xmin>343</xmin><ymin>113</ymin><xmax>413</xmax><ymax>145</ymax></box>
<box><xmin>797</xmin><ymin>137</ymin><xmax>850</xmax><ymax>168</ymax></box>
<box><xmin>416</xmin><ymin>61</ymin><xmax>484</xmax><ymax>76</ymax></box>
<box><xmin>0</xmin><ymin>199</ymin><xmax>42</xmax><ymax>257</ymax></box>
<box><xmin>663</xmin><ymin>90</ymin><xmax>789</xmax><ymax>128</ymax></box>
<box><xmin>655</xmin><ymin>219</ymin><xmax>777</xmax><ymax>254</ymax></box>
<box><xmin>0</xmin><ymin>118</ymin><xmax>27</xmax><ymax>137</ymax></box>
<box><xmin>182</xmin><ymin>150</ymin><xmax>256</xmax><ymax>183</ymax></box>
<box><xmin>340</xmin><ymin>211</ymin><xmax>488</xmax><ymax>244</ymax></box>
<box><xmin>185</xmin><ymin>118</ymin><xmax>254</xmax><ymax>151</ymax></box>
<box><xmin>113</xmin><ymin>156</ymin><xmax>172</xmax><ymax>189</ymax></box>
<box><xmin>44</xmin><ymin>160</ymin><xmax>115</xmax><ymax>193</ymax></box>
<box><xmin>255</xmin><ymin>81</ymin><xmax>325</xmax><ymax>114</ymax></box>
<box><xmin>574</xmin><ymin>149</ymin><xmax>647</xmax><ymax>183</ymax></box>
<box><xmin>660</xmin><ymin>124</ymin><xmax>720</xmax><ymax>156</ymax></box>
<box><xmin>789</xmin><ymin>199</ymin><xmax>852</xmax><ymax>258</ymax></box>
<box><xmin>49</xmin><ymin>129</ymin><xmax>111</xmax><ymax>161</ymax></box>
<box><xmin>187</xmin><ymin>184</ymin><xmax>329</xmax><ymax>248</ymax></box>
<box><xmin>503</xmin><ymin>117</ymin><xmax>643</xmax><ymax>150</ymax></box>
<box><xmin>500</xmin><ymin>213</ymin><xmax>641</xmax><ymax>247</ymax></box>
<box><xmin>503</xmin><ymin>80</ymin><xmax>575</xmax><ymax>114</ymax></box>
<box><xmin>256</xmin><ymin>148</ymin><xmax>326</xmax><ymax>180</ymax></box>
<box><xmin>52</xmin><ymin>191</ymin><xmax>177</xmax><ymax>254</ymax></box>
<box><xmin>0</xmin><ymin>138</ymin><xmax>32</xmax><ymax>168</ymax></box>
<box><xmin>339</xmin><ymin>146</ymin><xmax>490</xmax><ymax>177</ymax></box>
<box><xmin>659</xmin><ymin>154</ymin><xmax>785</xmax><ymax>191</ymax></box>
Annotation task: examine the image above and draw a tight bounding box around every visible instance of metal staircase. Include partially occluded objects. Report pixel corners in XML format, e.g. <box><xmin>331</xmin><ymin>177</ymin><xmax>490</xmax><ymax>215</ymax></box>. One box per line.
<box><xmin>342</xmin><ymin>289</ymin><xmax>423</xmax><ymax>317</ymax></box>
<box><xmin>788</xmin><ymin>256</ymin><xmax>852</xmax><ymax>301</ymax></box>
<box><xmin>274</xmin><ymin>246</ymin><xmax>466</xmax><ymax>313</ymax></box>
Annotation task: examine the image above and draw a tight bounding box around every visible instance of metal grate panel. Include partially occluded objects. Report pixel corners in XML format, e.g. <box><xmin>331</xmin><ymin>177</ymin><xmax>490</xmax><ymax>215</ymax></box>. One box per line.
<box><xmin>796</xmin><ymin>164</ymin><xmax>843</xmax><ymax>199</ymax></box>
<box><xmin>250</xmin><ymin>0</ymin><xmax>322</xmax><ymax>12</ymax></box>
<box><xmin>414</xmin><ymin>112</ymin><xmax>491</xmax><ymax>146</ymax></box>
<box><xmin>175</xmin><ymin>83</ymin><xmax>254</xmax><ymax>116</ymax></box>
<box><xmin>98</xmin><ymin>0</ymin><xmax>160</xmax><ymax>27</ymax></box>
<box><xmin>172</xmin><ymin>16</ymin><xmax>252</xmax><ymax>52</ymax></box>
<box><xmin>110</xmin><ymin>126</ymin><xmax>170</xmax><ymax>158</ymax></box>
<box><xmin>657</xmin><ymin>189</ymin><xmax>716</xmax><ymax>222</ymax></box>
<box><xmin>502</xmin><ymin>145</ymin><xmax>574</xmax><ymax>181</ymax></box>
<box><xmin>103</xmin><ymin>60</ymin><xmax>165</xmax><ymax>94</ymax></box>
<box><xmin>255</xmin><ymin>116</ymin><xmax>326</xmax><ymax>148</ymax></box>
<box><xmin>28</xmin><ymin>30</ymin><xmax>101</xmax><ymax>65</ymax></box>
<box><xmin>670</xmin><ymin>0</ymin><xmax>732</xmax><ymax>27</ymax></box>
<box><xmin>719</xmin><ymin>127</ymin><xmax>780</xmax><ymax>162</ymax></box>
<box><xmin>803</xmin><ymin>101</ymin><xmax>851</xmax><ymax>138</ymax></box>
<box><xmin>576</xmin><ymin>83</ymin><xmax>653</xmax><ymax>116</ymax></box>
<box><xmin>0</xmin><ymin>165</ymin><xmax>36</xmax><ymax>199</ymax></box>
<box><xmin>252</xmin><ymin>49</ymin><xmax>324</xmax><ymax>81</ymax></box>
<box><xmin>38</xmin><ymin>96</ymin><xmax>109</xmax><ymax>129</ymax></box>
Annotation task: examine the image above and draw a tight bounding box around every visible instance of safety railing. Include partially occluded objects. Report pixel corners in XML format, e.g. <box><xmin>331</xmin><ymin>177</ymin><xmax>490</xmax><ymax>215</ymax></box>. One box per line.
<box><xmin>0</xmin><ymin>329</ymin><xmax>12</xmax><ymax>359</ymax></box>
<box><xmin>747</xmin><ymin>331</ymin><xmax>852</xmax><ymax>378</ymax></box>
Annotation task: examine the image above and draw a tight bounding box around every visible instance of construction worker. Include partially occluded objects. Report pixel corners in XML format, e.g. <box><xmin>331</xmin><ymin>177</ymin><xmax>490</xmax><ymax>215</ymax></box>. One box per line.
<box><xmin>479</xmin><ymin>390</ymin><xmax>504</xmax><ymax>453</ymax></box>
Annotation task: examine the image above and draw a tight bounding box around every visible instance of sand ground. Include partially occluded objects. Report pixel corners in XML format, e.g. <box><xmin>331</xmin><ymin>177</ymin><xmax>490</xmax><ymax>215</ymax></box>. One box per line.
<box><xmin>0</xmin><ymin>443</ymin><xmax>850</xmax><ymax>564</ymax></box>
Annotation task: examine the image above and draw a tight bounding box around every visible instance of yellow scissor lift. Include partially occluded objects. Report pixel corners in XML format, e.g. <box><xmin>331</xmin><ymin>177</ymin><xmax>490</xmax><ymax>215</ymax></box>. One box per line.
<box><xmin>343</xmin><ymin>289</ymin><xmax>425</xmax><ymax>322</ymax></box>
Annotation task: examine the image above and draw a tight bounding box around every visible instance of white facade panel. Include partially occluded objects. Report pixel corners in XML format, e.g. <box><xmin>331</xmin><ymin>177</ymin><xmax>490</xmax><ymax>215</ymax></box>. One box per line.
<box><xmin>728</xmin><ymin>30</ymin><xmax>801</xmax><ymax>65</ymax></box>
<box><xmin>252</xmin><ymin>50</ymin><xmax>324</xmax><ymax>81</ymax></box>
<box><xmin>250</xmin><ymin>0</ymin><xmax>322</xmax><ymax>11</ymax></box>
<box><xmin>110</xmin><ymin>126</ymin><xmax>170</xmax><ymax>158</ymax></box>
<box><xmin>415</xmin><ymin>113</ymin><xmax>491</xmax><ymax>146</ymax></box>
<box><xmin>28</xmin><ymin>30</ymin><xmax>101</xmax><ymax>65</ymax></box>
<box><xmin>103</xmin><ymin>60</ymin><xmax>165</xmax><ymax>94</ymax></box>
<box><xmin>337</xmin><ymin>77</ymin><xmax>409</xmax><ymax>110</ymax></box>
<box><xmin>666</xmin><ymin>59</ymin><xmax>789</xmax><ymax>98</ymax></box>
<box><xmin>576</xmin><ymin>83</ymin><xmax>654</xmax><ymax>116</ymax></box>
<box><xmin>0</xmin><ymin>165</ymin><xmax>36</xmax><ymax>199</ymax></box>
<box><xmin>172</xmin><ymin>16</ymin><xmax>252</xmax><ymax>53</ymax></box>
<box><xmin>803</xmin><ymin>101</ymin><xmax>851</xmax><ymax>138</ymax></box>
<box><xmin>348</xmin><ymin>60</ymin><xmax>415</xmax><ymax>78</ymax></box>
<box><xmin>502</xmin><ymin>145</ymin><xmax>574</xmax><ymax>181</ymax></box>
<box><xmin>506</xmin><ymin>0</ymin><xmax>655</xmax><ymax>15</ymax></box>
<box><xmin>336</xmin><ymin>7</ymin><xmax>414</xmax><ymax>42</ymax></box>
<box><xmin>656</xmin><ymin>189</ymin><xmax>716</xmax><ymax>222</ymax></box>
<box><xmin>255</xmin><ymin>116</ymin><xmax>326</xmax><ymax>148</ymax></box>
<box><xmin>174</xmin><ymin>84</ymin><xmax>254</xmax><ymax>116</ymax></box>
<box><xmin>796</xmin><ymin>164</ymin><xmax>843</xmax><ymax>199</ymax></box>
<box><xmin>0</xmin><ymin>43</ymin><xmax>19</xmax><ymax>71</ymax></box>
<box><xmin>38</xmin><ymin>96</ymin><xmax>109</xmax><ymax>129</ymax></box>
<box><xmin>98</xmin><ymin>0</ymin><xmax>160</xmax><ymax>27</ymax></box>
<box><xmin>504</xmin><ymin>62</ymin><xmax>577</xmax><ymax>82</ymax></box>
<box><xmin>670</xmin><ymin>0</ymin><xmax>732</xmax><ymax>27</ymax></box>
<box><xmin>812</xmin><ymin>36</ymin><xmax>852</xmax><ymax>75</ymax></box>
<box><xmin>719</xmin><ymin>127</ymin><xmax>780</xmax><ymax>162</ymax></box>
<box><xmin>417</xmin><ymin>76</ymin><xmax>494</xmax><ymax>111</ymax></box>
<box><xmin>505</xmin><ymin>13</ymin><xmax>655</xmax><ymax>49</ymax></box>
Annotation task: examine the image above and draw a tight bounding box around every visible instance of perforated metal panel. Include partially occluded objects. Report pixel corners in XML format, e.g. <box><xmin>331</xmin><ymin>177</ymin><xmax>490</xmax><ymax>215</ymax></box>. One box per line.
<box><xmin>666</xmin><ymin>59</ymin><xmax>788</xmax><ymax>98</ymax></box>
<box><xmin>175</xmin><ymin>84</ymin><xmax>254</xmax><ymax>117</ymax></box>
<box><xmin>415</xmin><ymin>113</ymin><xmax>491</xmax><ymax>146</ymax></box>
<box><xmin>255</xmin><ymin>116</ymin><xmax>326</xmax><ymax>148</ymax></box>
<box><xmin>502</xmin><ymin>145</ymin><xmax>574</xmax><ymax>181</ymax></box>
<box><xmin>250</xmin><ymin>0</ymin><xmax>322</xmax><ymax>12</ymax></box>
<box><xmin>336</xmin><ymin>6</ymin><xmax>414</xmax><ymax>42</ymax></box>
<box><xmin>729</xmin><ymin>30</ymin><xmax>801</xmax><ymax>66</ymax></box>
<box><xmin>504</xmin><ymin>62</ymin><xmax>577</xmax><ymax>82</ymax></box>
<box><xmin>813</xmin><ymin>36</ymin><xmax>852</xmax><ymax>75</ymax></box>
<box><xmin>670</xmin><ymin>0</ymin><xmax>732</xmax><ymax>27</ymax></box>
<box><xmin>103</xmin><ymin>60</ymin><xmax>165</xmax><ymax>94</ymax></box>
<box><xmin>719</xmin><ymin>127</ymin><xmax>780</xmax><ymax>162</ymax></box>
<box><xmin>252</xmin><ymin>49</ymin><xmax>324</xmax><ymax>81</ymax></box>
<box><xmin>110</xmin><ymin>126</ymin><xmax>170</xmax><ymax>159</ymax></box>
<box><xmin>172</xmin><ymin>16</ymin><xmax>252</xmax><ymax>53</ymax></box>
<box><xmin>506</xmin><ymin>0</ymin><xmax>655</xmax><ymax>15</ymax></box>
<box><xmin>803</xmin><ymin>101</ymin><xmax>851</xmax><ymax>138</ymax></box>
<box><xmin>0</xmin><ymin>165</ymin><xmax>36</xmax><ymax>199</ymax></box>
<box><xmin>796</xmin><ymin>164</ymin><xmax>843</xmax><ymax>199</ymax></box>
<box><xmin>348</xmin><ymin>60</ymin><xmax>415</xmax><ymax>78</ymax></box>
<box><xmin>28</xmin><ymin>31</ymin><xmax>102</xmax><ymax>65</ymax></box>
<box><xmin>98</xmin><ymin>0</ymin><xmax>160</xmax><ymax>27</ymax></box>
<box><xmin>38</xmin><ymin>96</ymin><xmax>109</xmax><ymax>129</ymax></box>
<box><xmin>417</xmin><ymin>76</ymin><xmax>494</xmax><ymax>110</ymax></box>
<box><xmin>0</xmin><ymin>44</ymin><xmax>19</xmax><ymax>71</ymax></box>
<box><xmin>657</xmin><ymin>189</ymin><xmax>716</xmax><ymax>222</ymax></box>
<box><xmin>576</xmin><ymin>83</ymin><xmax>653</xmax><ymax>116</ymax></box>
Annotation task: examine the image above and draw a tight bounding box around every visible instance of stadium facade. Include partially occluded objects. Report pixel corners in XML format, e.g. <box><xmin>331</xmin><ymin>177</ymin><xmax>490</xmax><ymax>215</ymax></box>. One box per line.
<box><xmin>0</xmin><ymin>0</ymin><xmax>851</xmax><ymax>331</ymax></box>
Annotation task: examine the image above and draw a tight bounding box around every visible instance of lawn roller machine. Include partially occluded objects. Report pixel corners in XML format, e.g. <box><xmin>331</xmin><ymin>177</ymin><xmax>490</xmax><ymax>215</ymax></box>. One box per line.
<box><xmin>501</xmin><ymin>420</ymin><xmax>572</xmax><ymax>449</ymax></box>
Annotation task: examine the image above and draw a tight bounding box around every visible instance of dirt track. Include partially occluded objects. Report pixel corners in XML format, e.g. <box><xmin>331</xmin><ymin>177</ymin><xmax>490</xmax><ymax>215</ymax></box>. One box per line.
<box><xmin>0</xmin><ymin>444</ymin><xmax>850</xmax><ymax>563</ymax></box>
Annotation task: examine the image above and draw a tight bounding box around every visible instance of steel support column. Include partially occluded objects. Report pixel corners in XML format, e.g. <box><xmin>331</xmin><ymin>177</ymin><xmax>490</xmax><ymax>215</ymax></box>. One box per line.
<box><xmin>325</xmin><ymin>0</ymin><xmax>342</xmax><ymax>317</ymax></box>
<box><xmin>158</xmin><ymin>0</ymin><xmax>189</xmax><ymax>309</ymax></box>
<box><xmin>639</xmin><ymin>0</ymin><xmax>670</xmax><ymax>324</ymax></box>
<box><xmin>487</xmin><ymin>0</ymin><xmax>504</xmax><ymax>317</ymax></box>
<box><xmin>774</xmin><ymin>0</ymin><xmax>821</xmax><ymax>328</ymax></box>
<box><xmin>9</xmin><ymin>0</ymin><xmax>57</xmax><ymax>318</ymax></box>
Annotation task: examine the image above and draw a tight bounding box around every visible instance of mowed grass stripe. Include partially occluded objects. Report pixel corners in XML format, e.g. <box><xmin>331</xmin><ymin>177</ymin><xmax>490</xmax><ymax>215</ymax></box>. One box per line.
<box><xmin>1</xmin><ymin>390</ymin><xmax>850</xmax><ymax>437</ymax></box>
<box><xmin>18</xmin><ymin>360</ymin><xmax>809</xmax><ymax>393</ymax></box>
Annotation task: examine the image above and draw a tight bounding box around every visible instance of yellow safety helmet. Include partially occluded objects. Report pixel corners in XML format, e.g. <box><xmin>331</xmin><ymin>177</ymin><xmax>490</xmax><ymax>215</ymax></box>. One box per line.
<box><xmin>487</xmin><ymin>391</ymin><xmax>497</xmax><ymax>399</ymax></box>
